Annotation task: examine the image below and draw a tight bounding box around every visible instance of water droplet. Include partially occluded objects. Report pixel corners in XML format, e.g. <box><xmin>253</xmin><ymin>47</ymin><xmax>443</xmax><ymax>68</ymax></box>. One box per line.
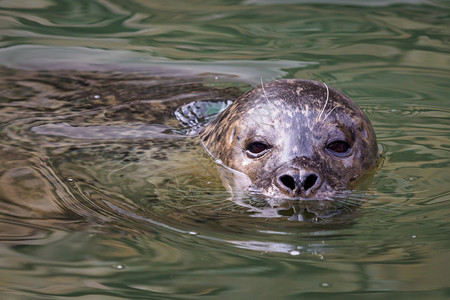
<box><xmin>289</xmin><ymin>250</ymin><xmax>300</xmax><ymax>256</ymax></box>
<box><xmin>113</xmin><ymin>264</ymin><xmax>125</xmax><ymax>270</ymax></box>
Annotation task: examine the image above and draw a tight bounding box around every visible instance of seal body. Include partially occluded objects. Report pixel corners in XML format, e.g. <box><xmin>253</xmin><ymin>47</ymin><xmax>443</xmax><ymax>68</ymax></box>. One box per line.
<box><xmin>200</xmin><ymin>79</ymin><xmax>380</xmax><ymax>199</ymax></box>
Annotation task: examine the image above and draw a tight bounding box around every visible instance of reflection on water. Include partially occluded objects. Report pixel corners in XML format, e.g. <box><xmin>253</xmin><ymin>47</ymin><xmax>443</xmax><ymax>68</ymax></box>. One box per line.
<box><xmin>0</xmin><ymin>0</ymin><xmax>449</xmax><ymax>298</ymax></box>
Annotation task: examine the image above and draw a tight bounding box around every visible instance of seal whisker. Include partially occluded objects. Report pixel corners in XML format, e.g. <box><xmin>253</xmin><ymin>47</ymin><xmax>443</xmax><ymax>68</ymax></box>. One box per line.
<box><xmin>260</xmin><ymin>122</ymin><xmax>275</xmax><ymax>127</ymax></box>
<box><xmin>317</xmin><ymin>82</ymin><xmax>329</xmax><ymax>122</ymax></box>
<box><xmin>323</xmin><ymin>105</ymin><xmax>338</xmax><ymax>121</ymax></box>
<box><xmin>260</xmin><ymin>77</ymin><xmax>278</xmax><ymax>114</ymax></box>
<box><xmin>260</xmin><ymin>77</ymin><xmax>269</xmax><ymax>102</ymax></box>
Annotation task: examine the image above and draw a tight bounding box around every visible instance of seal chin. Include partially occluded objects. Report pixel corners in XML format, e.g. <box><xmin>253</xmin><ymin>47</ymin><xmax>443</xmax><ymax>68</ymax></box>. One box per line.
<box><xmin>265</xmin><ymin>183</ymin><xmax>344</xmax><ymax>201</ymax></box>
<box><xmin>250</xmin><ymin>181</ymin><xmax>342</xmax><ymax>201</ymax></box>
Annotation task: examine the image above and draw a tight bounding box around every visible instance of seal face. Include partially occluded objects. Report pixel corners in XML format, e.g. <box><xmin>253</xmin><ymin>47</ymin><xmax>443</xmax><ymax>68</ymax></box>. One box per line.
<box><xmin>200</xmin><ymin>79</ymin><xmax>380</xmax><ymax>199</ymax></box>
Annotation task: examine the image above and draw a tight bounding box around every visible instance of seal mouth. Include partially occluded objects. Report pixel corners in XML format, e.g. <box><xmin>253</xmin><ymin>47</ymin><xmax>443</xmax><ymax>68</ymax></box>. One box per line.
<box><xmin>248</xmin><ymin>182</ymin><xmax>349</xmax><ymax>202</ymax></box>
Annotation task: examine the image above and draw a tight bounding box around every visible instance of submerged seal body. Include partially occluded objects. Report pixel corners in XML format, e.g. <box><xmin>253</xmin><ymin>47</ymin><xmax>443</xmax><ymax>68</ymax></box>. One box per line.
<box><xmin>200</xmin><ymin>79</ymin><xmax>380</xmax><ymax>200</ymax></box>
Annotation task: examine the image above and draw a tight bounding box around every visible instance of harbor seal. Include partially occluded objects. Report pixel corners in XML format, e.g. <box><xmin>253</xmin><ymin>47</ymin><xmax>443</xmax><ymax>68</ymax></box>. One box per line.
<box><xmin>200</xmin><ymin>79</ymin><xmax>380</xmax><ymax>200</ymax></box>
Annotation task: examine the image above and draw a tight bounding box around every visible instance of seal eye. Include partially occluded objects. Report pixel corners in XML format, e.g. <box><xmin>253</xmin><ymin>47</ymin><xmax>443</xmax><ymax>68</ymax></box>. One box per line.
<box><xmin>326</xmin><ymin>140</ymin><xmax>350</xmax><ymax>156</ymax></box>
<box><xmin>246</xmin><ymin>141</ymin><xmax>271</xmax><ymax>158</ymax></box>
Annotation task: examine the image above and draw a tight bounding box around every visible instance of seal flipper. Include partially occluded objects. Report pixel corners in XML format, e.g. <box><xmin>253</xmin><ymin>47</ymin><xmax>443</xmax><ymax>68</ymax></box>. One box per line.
<box><xmin>174</xmin><ymin>100</ymin><xmax>232</xmax><ymax>135</ymax></box>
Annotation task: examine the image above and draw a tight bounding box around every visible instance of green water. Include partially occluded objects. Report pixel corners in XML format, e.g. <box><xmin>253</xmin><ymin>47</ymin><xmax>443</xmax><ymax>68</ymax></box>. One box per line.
<box><xmin>0</xmin><ymin>0</ymin><xmax>449</xmax><ymax>299</ymax></box>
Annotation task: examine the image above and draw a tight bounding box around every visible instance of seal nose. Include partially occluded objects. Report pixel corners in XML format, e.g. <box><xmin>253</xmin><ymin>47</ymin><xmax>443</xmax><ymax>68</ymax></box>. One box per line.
<box><xmin>276</xmin><ymin>171</ymin><xmax>322</xmax><ymax>198</ymax></box>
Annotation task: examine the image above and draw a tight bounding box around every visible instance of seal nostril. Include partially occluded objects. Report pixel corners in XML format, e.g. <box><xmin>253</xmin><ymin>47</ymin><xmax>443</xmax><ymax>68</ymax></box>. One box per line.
<box><xmin>279</xmin><ymin>175</ymin><xmax>296</xmax><ymax>191</ymax></box>
<box><xmin>303</xmin><ymin>174</ymin><xmax>318</xmax><ymax>191</ymax></box>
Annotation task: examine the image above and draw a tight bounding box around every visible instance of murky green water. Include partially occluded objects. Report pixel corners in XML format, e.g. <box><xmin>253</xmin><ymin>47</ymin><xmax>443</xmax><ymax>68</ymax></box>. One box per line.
<box><xmin>0</xmin><ymin>0</ymin><xmax>449</xmax><ymax>299</ymax></box>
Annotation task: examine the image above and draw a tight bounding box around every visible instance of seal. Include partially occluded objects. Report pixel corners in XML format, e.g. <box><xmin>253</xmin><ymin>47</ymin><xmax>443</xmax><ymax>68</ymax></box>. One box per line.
<box><xmin>200</xmin><ymin>79</ymin><xmax>380</xmax><ymax>199</ymax></box>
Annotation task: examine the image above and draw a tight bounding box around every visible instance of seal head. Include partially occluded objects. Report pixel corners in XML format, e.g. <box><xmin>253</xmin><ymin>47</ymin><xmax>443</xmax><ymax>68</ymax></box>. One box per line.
<box><xmin>200</xmin><ymin>79</ymin><xmax>380</xmax><ymax>199</ymax></box>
